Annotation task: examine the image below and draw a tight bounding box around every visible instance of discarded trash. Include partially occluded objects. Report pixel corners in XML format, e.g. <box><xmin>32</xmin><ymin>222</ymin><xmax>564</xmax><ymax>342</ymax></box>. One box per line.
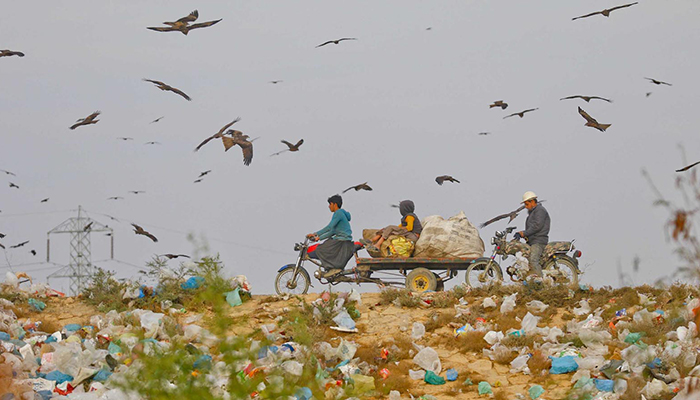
<box><xmin>484</xmin><ymin>331</ymin><xmax>504</xmax><ymax>345</ymax></box>
<box><xmin>594</xmin><ymin>378</ymin><xmax>614</xmax><ymax>392</ymax></box>
<box><xmin>28</xmin><ymin>298</ymin><xmax>46</xmax><ymax>312</ymax></box>
<box><xmin>454</xmin><ymin>323</ymin><xmax>475</xmax><ymax>337</ymax></box>
<box><xmin>573</xmin><ymin>299</ymin><xmax>591</xmax><ymax>316</ymax></box>
<box><xmin>332</xmin><ymin>310</ymin><xmax>356</xmax><ymax>331</ymax></box>
<box><xmin>500</xmin><ymin>293</ymin><xmax>517</xmax><ymax>314</ymax></box>
<box><xmin>412</xmin><ymin>322</ymin><xmax>426</xmax><ymax>340</ymax></box>
<box><xmin>624</xmin><ymin>332</ymin><xmax>644</xmax><ymax>344</ymax></box>
<box><xmin>478</xmin><ymin>381</ymin><xmax>493</xmax><ymax>395</ymax></box>
<box><xmin>526</xmin><ymin>300</ymin><xmax>549</xmax><ymax>313</ymax></box>
<box><xmin>529</xmin><ymin>384</ymin><xmax>545</xmax><ymax>399</ymax></box>
<box><xmin>550</xmin><ymin>356</ymin><xmax>579</xmax><ymax>374</ymax></box>
<box><xmin>181</xmin><ymin>276</ymin><xmax>205</xmax><ymax>290</ymax></box>
<box><xmin>425</xmin><ymin>370</ymin><xmax>446</xmax><ymax>385</ymax></box>
<box><xmin>389</xmin><ymin>390</ymin><xmax>401</xmax><ymax>400</ymax></box>
<box><xmin>413</xmin><ymin>346</ymin><xmax>441</xmax><ymax>374</ymax></box>
<box><xmin>409</xmin><ymin>369</ymin><xmax>426</xmax><ymax>380</ymax></box>
<box><xmin>483</xmin><ymin>297</ymin><xmax>497</xmax><ymax>309</ymax></box>
<box><xmin>225</xmin><ymin>287</ymin><xmax>243</xmax><ymax>307</ymax></box>
<box><xmin>446</xmin><ymin>368</ymin><xmax>458</xmax><ymax>381</ymax></box>
<box><xmin>350</xmin><ymin>374</ymin><xmax>375</xmax><ymax>394</ymax></box>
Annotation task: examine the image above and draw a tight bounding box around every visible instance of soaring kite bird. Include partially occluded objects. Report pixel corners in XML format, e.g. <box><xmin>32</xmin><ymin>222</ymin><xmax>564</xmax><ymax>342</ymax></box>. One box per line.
<box><xmin>150</xmin><ymin>116</ymin><xmax>165</xmax><ymax>124</ymax></box>
<box><xmin>9</xmin><ymin>183</ymin><xmax>19</xmax><ymax>189</ymax></box>
<box><xmin>489</xmin><ymin>100</ymin><xmax>508</xmax><ymax>110</ymax></box>
<box><xmin>0</xmin><ymin>169</ymin><xmax>15</xmax><ymax>176</ymax></box>
<box><xmin>143</xmin><ymin>79</ymin><xmax>191</xmax><ymax>101</ymax></box>
<box><xmin>480</xmin><ymin>205</ymin><xmax>526</xmax><ymax>228</ymax></box>
<box><xmin>70</xmin><ymin>111</ymin><xmax>101</xmax><ymax>130</ymax></box>
<box><xmin>645</xmin><ymin>77</ymin><xmax>672</xmax><ymax>86</ymax></box>
<box><xmin>578</xmin><ymin>107</ymin><xmax>611</xmax><ymax>132</ymax></box>
<box><xmin>195</xmin><ymin>118</ymin><xmax>241</xmax><ymax>151</ymax></box>
<box><xmin>10</xmin><ymin>241</ymin><xmax>29</xmax><ymax>249</ymax></box>
<box><xmin>316</xmin><ymin>38</ymin><xmax>357</xmax><ymax>48</ymax></box>
<box><xmin>342</xmin><ymin>182</ymin><xmax>372</xmax><ymax>193</ymax></box>
<box><xmin>435</xmin><ymin>175</ymin><xmax>460</xmax><ymax>185</ymax></box>
<box><xmin>677</xmin><ymin>161</ymin><xmax>700</xmax><ymax>173</ymax></box>
<box><xmin>572</xmin><ymin>2</ymin><xmax>638</xmax><ymax>20</ymax></box>
<box><xmin>221</xmin><ymin>130</ymin><xmax>254</xmax><ymax>166</ymax></box>
<box><xmin>560</xmin><ymin>95</ymin><xmax>612</xmax><ymax>103</ymax></box>
<box><xmin>271</xmin><ymin>139</ymin><xmax>304</xmax><ymax>156</ymax></box>
<box><xmin>503</xmin><ymin>108</ymin><xmax>539</xmax><ymax>119</ymax></box>
<box><xmin>0</xmin><ymin>50</ymin><xmax>25</xmax><ymax>58</ymax></box>
<box><xmin>131</xmin><ymin>223</ymin><xmax>158</xmax><ymax>242</ymax></box>
<box><xmin>198</xmin><ymin>170</ymin><xmax>211</xmax><ymax>178</ymax></box>
<box><xmin>160</xmin><ymin>254</ymin><xmax>190</xmax><ymax>259</ymax></box>
<box><xmin>147</xmin><ymin>10</ymin><xmax>222</xmax><ymax>35</ymax></box>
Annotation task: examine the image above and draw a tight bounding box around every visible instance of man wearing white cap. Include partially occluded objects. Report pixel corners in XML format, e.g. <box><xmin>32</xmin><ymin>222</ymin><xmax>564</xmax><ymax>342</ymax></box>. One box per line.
<box><xmin>516</xmin><ymin>191</ymin><xmax>550</xmax><ymax>278</ymax></box>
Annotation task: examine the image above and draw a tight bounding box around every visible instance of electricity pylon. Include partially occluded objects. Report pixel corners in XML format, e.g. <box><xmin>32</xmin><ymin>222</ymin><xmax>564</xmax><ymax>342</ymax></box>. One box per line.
<box><xmin>47</xmin><ymin>206</ymin><xmax>113</xmax><ymax>295</ymax></box>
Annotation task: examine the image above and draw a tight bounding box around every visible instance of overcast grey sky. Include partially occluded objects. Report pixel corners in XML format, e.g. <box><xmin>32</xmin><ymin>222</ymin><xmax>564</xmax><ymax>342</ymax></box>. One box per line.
<box><xmin>1</xmin><ymin>1</ymin><xmax>699</xmax><ymax>294</ymax></box>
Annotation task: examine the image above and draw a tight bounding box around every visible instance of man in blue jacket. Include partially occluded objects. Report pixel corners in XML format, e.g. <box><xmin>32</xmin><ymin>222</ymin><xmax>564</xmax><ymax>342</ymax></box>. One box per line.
<box><xmin>307</xmin><ymin>195</ymin><xmax>354</xmax><ymax>277</ymax></box>
<box><xmin>516</xmin><ymin>191</ymin><xmax>550</xmax><ymax>278</ymax></box>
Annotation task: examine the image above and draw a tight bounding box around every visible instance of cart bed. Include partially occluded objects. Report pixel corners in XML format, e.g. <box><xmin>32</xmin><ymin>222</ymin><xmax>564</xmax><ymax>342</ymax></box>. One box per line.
<box><xmin>356</xmin><ymin>257</ymin><xmax>479</xmax><ymax>271</ymax></box>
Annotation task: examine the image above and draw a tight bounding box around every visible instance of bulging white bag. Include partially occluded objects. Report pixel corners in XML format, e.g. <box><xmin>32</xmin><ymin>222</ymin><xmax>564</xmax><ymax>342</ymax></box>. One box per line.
<box><xmin>413</xmin><ymin>212</ymin><xmax>485</xmax><ymax>258</ymax></box>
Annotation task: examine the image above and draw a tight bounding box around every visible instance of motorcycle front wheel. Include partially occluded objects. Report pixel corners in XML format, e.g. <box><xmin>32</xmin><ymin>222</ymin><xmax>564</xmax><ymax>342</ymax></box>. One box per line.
<box><xmin>274</xmin><ymin>266</ymin><xmax>311</xmax><ymax>295</ymax></box>
<box><xmin>543</xmin><ymin>256</ymin><xmax>579</xmax><ymax>287</ymax></box>
<box><xmin>465</xmin><ymin>260</ymin><xmax>503</xmax><ymax>288</ymax></box>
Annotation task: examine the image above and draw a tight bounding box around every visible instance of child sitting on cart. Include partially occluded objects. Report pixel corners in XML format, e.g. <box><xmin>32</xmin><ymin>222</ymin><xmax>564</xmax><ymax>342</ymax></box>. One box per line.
<box><xmin>362</xmin><ymin>200</ymin><xmax>422</xmax><ymax>252</ymax></box>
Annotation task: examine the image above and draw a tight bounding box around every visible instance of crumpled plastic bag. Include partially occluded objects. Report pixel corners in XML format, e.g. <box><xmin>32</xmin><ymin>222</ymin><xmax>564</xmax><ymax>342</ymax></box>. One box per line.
<box><xmin>225</xmin><ymin>288</ymin><xmax>243</xmax><ymax>307</ymax></box>
<box><xmin>641</xmin><ymin>378</ymin><xmax>668</xmax><ymax>399</ymax></box>
<box><xmin>483</xmin><ymin>297</ymin><xmax>497</xmax><ymax>309</ymax></box>
<box><xmin>139</xmin><ymin>311</ymin><xmax>164</xmax><ymax>338</ymax></box>
<box><xmin>526</xmin><ymin>300</ymin><xmax>549</xmax><ymax>313</ymax></box>
<box><xmin>573</xmin><ymin>300</ymin><xmax>591</xmax><ymax>316</ymax></box>
<box><xmin>510</xmin><ymin>354</ymin><xmax>531</xmax><ymax>374</ymax></box>
<box><xmin>500</xmin><ymin>293</ymin><xmax>517</xmax><ymax>314</ymax></box>
<box><xmin>522</xmin><ymin>312</ymin><xmax>540</xmax><ymax>334</ymax></box>
<box><xmin>333</xmin><ymin>310</ymin><xmax>356</xmax><ymax>330</ymax></box>
<box><xmin>484</xmin><ymin>331</ymin><xmax>504</xmax><ymax>345</ymax></box>
<box><xmin>424</xmin><ymin>370</ymin><xmax>445</xmax><ymax>385</ymax></box>
<box><xmin>549</xmin><ymin>356</ymin><xmax>578</xmax><ymax>374</ymax></box>
<box><xmin>317</xmin><ymin>339</ymin><xmax>357</xmax><ymax>362</ymax></box>
<box><xmin>478</xmin><ymin>381</ymin><xmax>493</xmax><ymax>395</ymax></box>
<box><xmin>413</xmin><ymin>347</ymin><xmax>441</xmax><ymax>374</ymax></box>
<box><xmin>529</xmin><ymin>384</ymin><xmax>545</xmax><ymax>399</ymax></box>
<box><xmin>412</xmin><ymin>322</ymin><xmax>425</xmax><ymax>340</ymax></box>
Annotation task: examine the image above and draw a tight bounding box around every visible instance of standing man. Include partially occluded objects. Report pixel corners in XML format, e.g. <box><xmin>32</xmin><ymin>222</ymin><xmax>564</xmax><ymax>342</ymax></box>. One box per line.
<box><xmin>516</xmin><ymin>191</ymin><xmax>550</xmax><ymax>278</ymax></box>
<box><xmin>306</xmin><ymin>194</ymin><xmax>355</xmax><ymax>277</ymax></box>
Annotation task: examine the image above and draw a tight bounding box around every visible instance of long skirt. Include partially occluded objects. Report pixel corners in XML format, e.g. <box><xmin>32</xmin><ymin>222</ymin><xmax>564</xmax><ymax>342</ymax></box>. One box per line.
<box><xmin>312</xmin><ymin>239</ymin><xmax>355</xmax><ymax>270</ymax></box>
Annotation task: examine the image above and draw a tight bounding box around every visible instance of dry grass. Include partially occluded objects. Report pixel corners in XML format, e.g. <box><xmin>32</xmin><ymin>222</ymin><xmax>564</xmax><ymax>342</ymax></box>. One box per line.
<box><xmin>430</xmin><ymin>291</ymin><xmax>459</xmax><ymax>308</ymax></box>
<box><xmin>619</xmin><ymin>375</ymin><xmax>649</xmax><ymax>400</ymax></box>
<box><xmin>379</xmin><ymin>288</ymin><xmax>422</xmax><ymax>307</ymax></box>
<box><xmin>492</xmin><ymin>389</ymin><xmax>508</xmax><ymax>400</ymax></box>
<box><xmin>500</xmin><ymin>334</ymin><xmax>536</xmax><ymax>350</ymax></box>
<box><xmin>491</xmin><ymin>348</ymin><xmax>516</xmax><ymax>365</ymax></box>
<box><xmin>447</xmin><ymin>331</ymin><xmax>488</xmax><ymax>353</ymax></box>
<box><xmin>424</xmin><ymin>310</ymin><xmax>456</xmax><ymax>332</ymax></box>
<box><xmin>375</xmin><ymin>361</ymin><xmax>414</xmax><ymax>395</ymax></box>
<box><xmin>528</xmin><ymin>350</ymin><xmax>551</xmax><ymax>381</ymax></box>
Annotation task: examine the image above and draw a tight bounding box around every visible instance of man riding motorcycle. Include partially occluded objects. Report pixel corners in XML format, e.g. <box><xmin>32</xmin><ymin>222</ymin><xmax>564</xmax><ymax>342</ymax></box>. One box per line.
<box><xmin>514</xmin><ymin>191</ymin><xmax>550</xmax><ymax>278</ymax></box>
<box><xmin>306</xmin><ymin>194</ymin><xmax>354</xmax><ymax>278</ymax></box>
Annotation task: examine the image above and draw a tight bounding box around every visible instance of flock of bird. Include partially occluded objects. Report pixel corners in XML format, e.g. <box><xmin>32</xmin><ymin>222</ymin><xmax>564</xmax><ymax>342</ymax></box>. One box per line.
<box><xmin>1</xmin><ymin>3</ymin><xmax>699</xmax><ymax>258</ymax></box>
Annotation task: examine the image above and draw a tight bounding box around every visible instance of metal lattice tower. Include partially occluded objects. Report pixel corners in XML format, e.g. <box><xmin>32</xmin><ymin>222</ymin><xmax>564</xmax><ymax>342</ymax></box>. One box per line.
<box><xmin>47</xmin><ymin>206</ymin><xmax>114</xmax><ymax>295</ymax></box>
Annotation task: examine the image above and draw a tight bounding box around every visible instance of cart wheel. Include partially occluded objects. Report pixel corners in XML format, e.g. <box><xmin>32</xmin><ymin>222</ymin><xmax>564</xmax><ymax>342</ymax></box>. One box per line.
<box><xmin>434</xmin><ymin>273</ymin><xmax>445</xmax><ymax>292</ymax></box>
<box><xmin>406</xmin><ymin>268</ymin><xmax>437</xmax><ymax>293</ymax></box>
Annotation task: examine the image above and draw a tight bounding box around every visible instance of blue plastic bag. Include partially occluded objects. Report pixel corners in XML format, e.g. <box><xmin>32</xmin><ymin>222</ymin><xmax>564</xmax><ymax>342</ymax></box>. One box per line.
<box><xmin>295</xmin><ymin>387</ymin><xmax>313</xmax><ymax>400</ymax></box>
<box><xmin>45</xmin><ymin>370</ymin><xmax>73</xmax><ymax>384</ymax></box>
<box><xmin>28</xmin><ymin>298</ymin><xmax>46</xmax><ymax>312</ymax></box>
<box><xmin>0</xmin><ymin>332</ymin><xmax>10</xmax><ymax>341</ymax></box>
<box><xmin>181</xmin><ymin>276</ymin><xmax>205</xmax><ymax>290</ymax></box>
<box><xmin>594</xmin><ymin>379</ymin><xmax>614</xmax><ymax>392</ymax></box>
<box><xmin>225</xmin><ymin>288</ymin><xmax>243</xmax><ymax>307</ymax></box>
<box><xmin>93</xmin><ymin>369</ymin><xmax>112</xmax><ymax>382</ymax></box>
<box><xmin>549</xmin><ymin>356</ymin><xmax>578</xmax><ymax>374</ymax></box>
<box><xmin>446</xmin><ymin>368</ymin><xmax>458</xmax><ymax>381</ymax></box>
<box><xmin>63</xmin><ymin>323</ymin><xmax>81</xmax><ymax>333</ymax></box>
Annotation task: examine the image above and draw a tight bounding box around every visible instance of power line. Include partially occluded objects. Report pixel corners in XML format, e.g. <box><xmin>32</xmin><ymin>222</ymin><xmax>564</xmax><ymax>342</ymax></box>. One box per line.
<box><xmin>0</xmin><ymin>209</ymin><xmax>76</xmax><ymax>218</ymax></box>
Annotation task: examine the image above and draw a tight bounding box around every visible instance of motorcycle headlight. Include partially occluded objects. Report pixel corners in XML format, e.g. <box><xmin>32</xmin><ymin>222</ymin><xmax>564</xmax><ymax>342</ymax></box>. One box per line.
<box><xmin>490</xmin><ymin>237</ymin><xmax>495</xmax><ymax>245</ymax></box>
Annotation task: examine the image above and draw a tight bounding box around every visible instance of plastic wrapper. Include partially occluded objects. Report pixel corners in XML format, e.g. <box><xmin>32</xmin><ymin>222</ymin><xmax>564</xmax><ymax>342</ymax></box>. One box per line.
<box><xmin>573</xmin><ymin>300</ymin><xmax>591</xmax><ymax>316</ymax></box>
<box><xmin>483</xmin><ymin>343</ymin><xmax>512</xmax><ymax>362</ymax></box>
<box><xmin>412</xmin><ymin>322</ymin><xmax>425</xmax><ymax>340</ymax></box>
<box><xmin>510</xmin><ymin>354</ymin><xmax>531</xmax><ymax>374</ymax></box>
<box><xmin>521</xmin><ymin>312</ymin><xmax>540</xmax><ymax>334</ymax></box>
<box><xmin>526</xmin><ymin>300</ymin><xmax>549</xmax><ymax>313</ymax></box>
<box><xmin>483</xmin><ymin>297</ymin><xmax>497</xmax><ymax>309</ymax></box>
<box><xmin>413</xmin><ymin>347</ymin><xmax>441</xmax><ymax>374</ymax></box>
<box><xmin>484</xmin><ymin>331</ymin><xmax>504</xmax><ymax>345</ymax></box>
<box><xmin>500</xmin><ymin>293</ymin><xmax>517</xmax><ymax>314</ymax></box>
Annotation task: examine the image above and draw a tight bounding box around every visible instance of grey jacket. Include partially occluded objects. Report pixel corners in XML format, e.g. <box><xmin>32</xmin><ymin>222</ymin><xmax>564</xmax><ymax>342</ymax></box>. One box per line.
<box><xmin>523</xmin><ymin>203</ymin><xmax>550</xmax><ymax>245</ymax></box>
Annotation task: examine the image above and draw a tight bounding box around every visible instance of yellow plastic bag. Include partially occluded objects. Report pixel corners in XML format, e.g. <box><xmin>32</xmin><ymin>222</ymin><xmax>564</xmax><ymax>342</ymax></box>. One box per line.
<box><xmin>389</xmin><ymin>237</ymin><xmax>415</xmax><ymax>258</ymax></box>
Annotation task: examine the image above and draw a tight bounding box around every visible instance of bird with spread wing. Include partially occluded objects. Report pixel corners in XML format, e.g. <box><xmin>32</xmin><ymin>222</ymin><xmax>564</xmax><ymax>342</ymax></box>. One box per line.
<box><xmin>560</xmin><ymin>95</ymin><xmax>612</xmax><ymax>103</ymax></box>
<box><xmin>0</xmin><ymin>169</ymin><xmax>15</xmax><ymax>176</ymax></box>
<box><xmin>10</xmin><ymin>241</ymin><xmax>29</xmax><ymax>249</ymax></box>
<box><xmin>489</xmin><ymin>100</ymin><xmax>508</xmax><ymax>110</ymax></box>
<box><xmin>195</xmin><ymin>118</ymin><xmax>241</xmax><ymax>151</ymax></box>
<box><xmin>221</xmin><ymin>131</ymin><xmax>254</xmax><ymax>166</ymax></box>
<box><xmin>147</xmin><ymin>10</ymin><xmax>222</xmax><ymax>35</ymax></box>
<box><xmin>645</xmin><ymin>77</ymin><xmax>672</xmax><ymax>86</ymax></box>
<box><xmin>572</xmin><ymin>2</ymin><xmax>638</xmax><ymax>21</ymax></box>
<box><xmin>0</xmin><ymin>50</ymin><xmax>25</xmax><ymax>58</ymax></box>
<box><xmin>271</xmin><ymin>139</ymin><xmax>304</xmax><ymax>156</ymax></box>
<box><xmin>143</xmin><ymin>79</ymin><xmax>191</xmax><ymax>101</ymax></box>
<box><xmin>435</xmin><ymin>175</ymin><xmax>460</xmax><ymax>185</ymax></box>
<box><xmin>677</xmin><ymin>161</ymin><xmax>700</xmax><ymax>173</ymax></box>
<box><xmin>342</xmin><ymin>182</ymin><xmax>372</xmax><ymax>193</ymax></box>
<box><xmin>480</xmin><ymin>200</ymin><xmax>547</xmax><ymax>228</ymax></box>
<box><xmin>70</xmin><ymin>111</ymin><xmax>101</xmax><ymax>130</ymax></box>
<box><xmin>131</xmin><ymin>223</ymin><xmax>158</xmax><ymax>242</ymax></box>
<box><xmin>504</xmin><ymin>108</ymin><xmax>539</xmax><ymax>119</ymax></box>
<box><xmin>316</xmin><ymin>38</ymin><xmax>357</xmax><ymax>48</ymax></box>
<box><xmin>160</xmin><ymin>254</ymin><xmax>190</xmax><ymax>259</ymax></box>
<box><xmin>578</xmin><ymin>107</ymin><xmax>611</xmax><ymax>132</ymax></box>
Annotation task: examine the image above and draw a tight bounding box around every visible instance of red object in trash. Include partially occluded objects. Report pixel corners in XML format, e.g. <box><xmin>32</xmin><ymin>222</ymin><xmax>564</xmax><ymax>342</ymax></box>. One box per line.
<box><xmin>381</xmin><ymin>348</ymin><xmax>389</xmax><ymax>360</ymax></box>
<box><xmin>379</xmin><ymin>368</ymin><xmax>391</xmax><ymax>379</ymax></box>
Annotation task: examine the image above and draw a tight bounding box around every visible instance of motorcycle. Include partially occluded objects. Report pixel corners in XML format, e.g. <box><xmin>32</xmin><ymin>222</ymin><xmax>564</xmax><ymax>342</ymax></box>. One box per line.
<box><xmin>274</xmin><ymin>238</ymin><xmax>371</xmax><ymax>295</ymax></box>
<box><xmin>465</xmin><ymin>227</ymin><xmax>583</xmax><ymax>287</ymax></box>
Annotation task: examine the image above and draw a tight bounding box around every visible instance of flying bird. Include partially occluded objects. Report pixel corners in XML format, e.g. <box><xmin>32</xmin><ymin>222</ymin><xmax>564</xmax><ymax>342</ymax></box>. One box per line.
<box><xmin>70</xmin><ymin>111</ymin><xmax>101</xmax><ymax>130</ymax></box>
<box><xmin>150</xmin><ymin>116</ymin><xmax>165</xmax><ymax>124</ymax></box>
<box><xmin>10</xmin><ymin>241</ymin><xmax>29</xmax><ymax>248</ymax></box>
<box><xmin>84</xmin><ymin>222</ymin><xmax>93</xmax><ymax>232</ymax></box>
<box><xmin>160</xmin><ymin>254</ymin><xmax>190</xmax><ymax>259</ymax></box>
<box><xmin>269</xmin><ymin>80</ymin><xmax>283</xmax><ymax>84</ymax></box>
<box><xmin>572</xmin><ymin>2</ymin><xmax>638</xmax><ymax>20</ymax></box>
<box><xmin>0</xmin><ymin>233</ymin><xmax>5</xmax><ymax>239</ymax></box>
<box><xmin>342</xmin><ymin>182</ymin><xmax>372</xmax><ymax>193</ymax></box>
<box><xmin>40</xmin><ymin>198</ymin><xmax>49</xmax><ymax>203</ymax></box>
<box><xmin>9</xmin><ymin>182</ymin><xmax>19</xmax><ymax>189</ymax></box>
<box><xmin>677</xmin><ymin>161</ymin><xmax>700</xmax><ymax>173</ymax></box>
<box><xmin>221</xmin><ymin>130</ymin><xmax>254</xmax><ymax>166</ymax></box>
<box><xmin>0</xmin><ymin>50</ymin><xmax>25</xmax><ymax>58</ymax></box>
<box><xmin>195</xmin><ymin>118</ymin><xmax>241</xmax><ymax>151</ymax></box>
<box><xmin>504</xmin><ymin>109</ymin><xmax>538</xmax><ymax>119</ymax></box>
<box><xmin>489</xmin><ymin>100</ymin><xmax>508</xmax><ymax>110</ymax></box>
<box><xmin>480</xmin><ymin>205</ymin><xmax>526</xmax><ymax>228</ymax></box>
<box><xmin>30</xmin><ymin>250</ymin><xmax>36</xmax><ymax>256</ymax></box>
<box><xmin>131</xmin><ymin>223</ymin><xmax>158</xmax><ymax>242</ymax></box>
<box><xmin>560</xmin><ymin>95</ymin><xmax>612</xmax><ymax>103</ymax></box>
<box><xmin>645</xmin><ymin>77</ymin><xmax>672</xmax><ymax>86</ymax></box>
<box><xmin>193</xmin><ymin>179</ymin><xmax>203</xmax><ymax>183</ymax></box>
<box><xmin>271</xmin><ymin>139</ymin><xmax>304</xmax><ymax>156</ymax></box>
<box><xmin>143</xmin><ymin>79</ymin><xmax>191</xmax><ymax>101</ymax></box>
<box><xmin>129</xmin><ymin>191</ymin><xmax>146</xmax><ymax>194</ymax></box>
<box><xmin>144</xmin><ymin>141</ymin><xmax>161</xmax><ymax>145</ymax></box>
<box><xmin>436</xmin><ymin>175</ymin><xmax>460</xmax><ymax>185</ymax></box>
<box><xmin>117</xmin><ymin>137</ymin><xmax>133</xmax><ymax>141</ymax></box>
<box><xmin>147</xmin><ymin>10</ymin><xmax>222</xmax><ymax>35</ymax></box>
<box><xmin>578</xmin><ymin>107</ymin><xmax>611</xmax><ymax>132</ymax></box>
<box><xmin>316</xmin><ymin>38</ymin><xmax>357</xmax><ymax>48</ymax></box>
<box><xmin>107</xmin><ymin>196</ymin><xmax>123</xmax><ymax>200</ymax></box>
<box><xmin>0</xmin><ymin>169</ymin><xmax>15</xmax><ymax>176</ymax></box>
<box><xmin>198</xmin><ymin>170</ymin><xmax>211</xmax><ymax>178</ymax></box>
<box><xmin>478</xmin><ymin>132</ymin><xmax>491</xmax><ymax>136</ymax></box>
<box><xmin>0</xmin><ymin>243</ymin><xmax>4</xmax><ymax>250</ymax></box>
<box><xmin>646</xmin><ymin>92</ymin><xmax>653</xmax><ymax>97</ymax></box>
